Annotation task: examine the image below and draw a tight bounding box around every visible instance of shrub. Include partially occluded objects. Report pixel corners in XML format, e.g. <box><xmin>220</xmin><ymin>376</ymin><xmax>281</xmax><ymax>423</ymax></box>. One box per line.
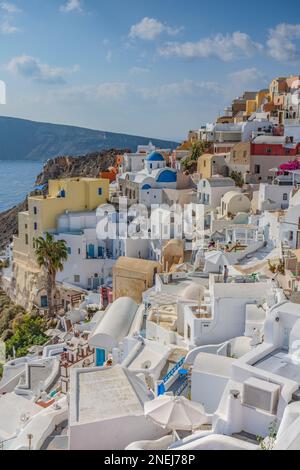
<box><xmin>5</xmin><ymin>315</ymin><xmax>47</xmax><ymax>358</ymax></box>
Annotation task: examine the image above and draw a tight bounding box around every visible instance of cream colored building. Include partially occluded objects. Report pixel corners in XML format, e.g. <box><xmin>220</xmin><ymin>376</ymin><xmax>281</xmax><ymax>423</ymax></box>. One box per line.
<box><xmin>220</xmin><ymin>191</ymin><xmax>251</xmax><ymax>218</ymax></box>
<box><xmin>113</xmin><ymin>257</ymin><xmax>162</xmax><ymax>303</ymax></box>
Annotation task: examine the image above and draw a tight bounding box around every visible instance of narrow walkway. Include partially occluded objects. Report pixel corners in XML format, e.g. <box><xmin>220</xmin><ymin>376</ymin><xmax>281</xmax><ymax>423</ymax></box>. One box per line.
<box><xmin>41</xmin><ymin>420</ymin><xmax>69</xmax><ymax>451</ymax></box>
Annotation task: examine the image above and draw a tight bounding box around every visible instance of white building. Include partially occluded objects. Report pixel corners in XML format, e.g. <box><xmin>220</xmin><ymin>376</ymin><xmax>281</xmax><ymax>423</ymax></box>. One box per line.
<box><xmin>69</xmin><ymin>365</ymin><xmax>166</xmax><ymax>450</ymax></box>
<box><xmin>198</xmin><ymin>177</ymin><xmax>237</xmax><ymax>209</ymax></box>
<box><xmin>199</xmin><ymin>119</ymin><xmax>273</xmax><ymax>144</ymax></box>
<box><xmin>52</xmin><ymin>209</ymin><xmax>117</xmax><ymax>290</ymax></box>
<box><xmin>280</xmin><ymin>189</ymin><xmax>300</xmax><ymax>249</ymax></box>
<box><xmin>257</xmin><ymin>181</ymin><xmax>294</xmax><ymax>212</ymax></box>
<box><xmin>183</xmin><ymin>275</ymin><xmax>273</xmax><ymax>349</ymax></box>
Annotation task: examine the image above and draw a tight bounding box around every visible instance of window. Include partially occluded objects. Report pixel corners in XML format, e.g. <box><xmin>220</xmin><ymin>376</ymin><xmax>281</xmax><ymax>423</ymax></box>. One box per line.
<box><xmin>266</xmin><ymin>148</ymin><xmax>272</xmax><ymax>154</ymax></box>
<box><xmin>34</xmin><ymin>222</ymin><xmax>38</xmax><ymax>231</ymax></box>
<box><xmin>98</xmin><ymin>187</ymin><xmax>103</xmax><ymax>196</ymax></box>
<box><xmin>187</xmin><ymin>325</ymin><xmax>191</xmax><ymax>340</ymax></box>
<box><xmin>204</xmin><ymin>160</ymin><xmax>207</xmax><ymax>167</ymax></box>
<box><xmin>33</xmin><ymin>207</ymin><xmax>37</xmax><ymax>215</ymax></box>
<box><xmin>254</xmin><ymin>164</ymin><xmax>260</xmax><ymax>175</ymax></box>
<box><xmin>67</xmin><ymin>247</ymin><xmax>72</xmax><ymax>255</ymax></box>
<box><xmin>40</xmin><ymin>296</ymin><xmax>48</xmax><ymax>308</ymax></box>
<box><xmin>283</xmin><ymin>193</ymin><xmax>288</xmax><ymax>201</ymax></box>
<box><xmin>25</xmin><ymin>234</ymin><xmax>28</xmax><ymax>245</ymax></box>
<box><xmin>74</xmin><ymin>275</ymin><xmax>80</xmax><ymax>283</ymax></box>
<box><xmin>78</xmin><ymin>248</ymin><xmax>81</xmax><ymax>255</ymax></box>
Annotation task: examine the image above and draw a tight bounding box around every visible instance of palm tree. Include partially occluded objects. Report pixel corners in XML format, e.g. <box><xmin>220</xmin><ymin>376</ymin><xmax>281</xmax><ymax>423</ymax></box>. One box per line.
<box><xmin>34</xmin><ymin>233</ymin><xmax>68</xmax><ymax>318</ymax></box>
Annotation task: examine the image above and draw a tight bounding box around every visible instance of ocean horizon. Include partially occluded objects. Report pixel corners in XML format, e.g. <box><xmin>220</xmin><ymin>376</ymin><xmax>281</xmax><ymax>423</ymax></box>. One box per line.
<box><xmin>0</xmin><ymin>160</ymin><xmax>42</xmax><ymax>212</ymax></box>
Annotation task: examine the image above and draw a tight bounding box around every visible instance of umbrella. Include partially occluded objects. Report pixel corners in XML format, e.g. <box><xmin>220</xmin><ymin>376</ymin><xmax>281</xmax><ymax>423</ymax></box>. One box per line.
<box><xmin>205</xmin><ymin>251</ymin><xmax>230</xmax><ymax>267</ymax></box>
<box><xmin>144</xmin><ymin>395</ymin><xmax>207</xmax><ymax>433</ymax></box>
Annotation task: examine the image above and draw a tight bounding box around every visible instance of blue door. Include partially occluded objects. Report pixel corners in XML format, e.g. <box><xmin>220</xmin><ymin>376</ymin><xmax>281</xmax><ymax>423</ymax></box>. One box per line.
<box><xmin>96</xmin><ymin>348</ymin><xmax>106</xmax><ymax>367</ymax></box>
<box><xmin>88</xmin><ymin>244</ymin><xmax>95</xmax><ymax>258</ymax></box>
<box><xmin>98</xmin><ymin>246</ymin><xmax>104</xmax><ymax>258</ymax></box>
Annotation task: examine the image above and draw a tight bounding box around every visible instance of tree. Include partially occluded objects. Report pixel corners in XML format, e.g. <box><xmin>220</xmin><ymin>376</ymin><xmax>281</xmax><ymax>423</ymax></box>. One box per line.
<box><xmin>5</xmin><ymin>314</ymin><xmax>47</xmax><ymax>358</ymax></box>
<box><xmin>34</xmin><ymin>233</ymin><xmax>68</xmax><ymax>318</ymax></box>
<box><xmin>182</xmin><ymin>141</ymin><xmax>209</xmax><ymax>174</ymax></box>
<box><xmin>230</xmin><ymin>171</ymin><xmax>244</xmax><ymax>188</ymax></box>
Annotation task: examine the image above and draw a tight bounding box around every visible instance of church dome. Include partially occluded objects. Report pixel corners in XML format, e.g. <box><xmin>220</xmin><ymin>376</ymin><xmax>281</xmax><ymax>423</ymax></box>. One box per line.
<box><xmin>146</xmin><ymin>151</ymin><xmax>165</xmax><ymax>162</ymax></box>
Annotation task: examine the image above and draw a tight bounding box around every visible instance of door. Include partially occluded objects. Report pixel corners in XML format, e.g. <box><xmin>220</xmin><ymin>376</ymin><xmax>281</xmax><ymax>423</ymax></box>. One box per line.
<box><xmin>283</xmin><ymin>327</ymin><xmax>292</xmax><ymax>350</ymax></box>
<box><xmin>98</xmin><ymin>246</ymin><xmax>104</xmax><ymax>258</ymax></box>
<box><xmin>297</xmin><ymin>231</ymin><xmax>300</xmax><ymax>249</ymax></box>
<box><xmin>40</xmin><ymin>295</ymin><xmax>48</xmax><ymax>308</ymax></box>
<box><xmin>96</xmin><ymin>348</ymin><xmax>106</xmax><ymax>367</ymax></box>
<box><xmin>88</xmin><ymin>244</ymin><xmax>95</xmax><ymax>258</ymax></box>
<box><xmin>93</xmin><ymin>276</ymin><xmax>100</xmax><ymax>290</ymax></box>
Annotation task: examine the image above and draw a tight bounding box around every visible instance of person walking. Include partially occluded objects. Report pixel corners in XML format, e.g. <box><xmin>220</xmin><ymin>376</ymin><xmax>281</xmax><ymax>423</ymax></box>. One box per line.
<box><xmin>223</xmin><ymin>265</ymin><xmax>229</xmax><ymax>283</ymax></box>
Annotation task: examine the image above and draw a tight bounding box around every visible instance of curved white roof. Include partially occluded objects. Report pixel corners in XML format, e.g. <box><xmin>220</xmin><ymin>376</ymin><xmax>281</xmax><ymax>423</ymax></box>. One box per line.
<box><xmin>88</xmin><ymin>297</ymin><xmax>138</xmax><ymax>351</ymax></box>
<box><xmin>179</xmin><ymin>282</ymin><xmax>205</xmax><ymax>301</ymax></box>
<box><xmin>221</xmin><ymin>191</ymin><xmax>248</xmax><ymax>204</ymax></box>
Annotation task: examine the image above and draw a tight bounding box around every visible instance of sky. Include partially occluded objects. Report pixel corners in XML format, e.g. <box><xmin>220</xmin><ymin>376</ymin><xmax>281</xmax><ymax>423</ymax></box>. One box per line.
<box><xmin>1</xmin><ymin>0</ymin><xmax>300</xmax><ymax>141</ymax></box>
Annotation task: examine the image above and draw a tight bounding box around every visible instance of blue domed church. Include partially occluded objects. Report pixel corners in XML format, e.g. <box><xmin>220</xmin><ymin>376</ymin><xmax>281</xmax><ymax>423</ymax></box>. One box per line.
<box><xmin>118</xmin><ymin>151</ymin><xmax>178</xmax><ymax>207</ymax></box>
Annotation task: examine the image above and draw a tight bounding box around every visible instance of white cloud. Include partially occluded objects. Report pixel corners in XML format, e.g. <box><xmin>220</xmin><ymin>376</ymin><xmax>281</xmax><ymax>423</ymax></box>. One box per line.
<box><xmin>267</xmin><ymin>23</ymin><xmax>300</xmax><ymax>62</ymax></box>
<box><xmin>95</xmin><ymin>82</ymin><xmax>129</xmax><ymax>99</ymax></box>
<box><xmin>137</xmin><ymin>80</ymin><xmax>223</xmax><ymax>100</ymax></box>
<box><xmin>49</xmin><ymin>83</ymin><xmax>130</xmax><ymax>103</ymax></box>
<box><xmin>6</xmin><ymin>55</ymin><xmax>79</xmax><ymax>84</ymax></box>
<box><xmin>0</xmin><ymin>1</ymin><xmax>21</xmax><ymax>34</ymax></box>
<box><xmin>0</xmin><ymin>18</ymin><xmax>19</xmax><ymax>33</ymax></box>
<box><xmin>38</xmin><ymin>79</ymin><xmax>222</xmax><ymax>106</ymax></box>
<box><xmin>229</xmin><ymin>67</ymin><xmax>266</xmax><ymax>84</ymax></box>
<box><xmin>129</xmin><ymin>17</ymin><xmax>182</xmax><ymax>41</ymax></box>
<box><xmin>129</xmin><ymin>66</ymin><xmax>150</xmax><ymax>76</ymax></box>
<box><xmin>158</xmin><ymin>31</ymin><xmax>263</xmax><ymax>61</ymax></box>
<box><xmin>60</xmin><ymin>0</ymin><xmax>82</xmax><ymax>13</ymax></box>
<box><xmin>0</xmin><ymin>2</ymin><xmax>21</xmax><ymax>13</ymax></box>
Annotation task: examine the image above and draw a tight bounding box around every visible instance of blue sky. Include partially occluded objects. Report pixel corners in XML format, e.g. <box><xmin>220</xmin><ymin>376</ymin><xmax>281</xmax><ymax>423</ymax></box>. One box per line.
<box><xmin>1</xmin><ymin>0</ymin><xmax>300</xmax><ymax>140</ymax></box>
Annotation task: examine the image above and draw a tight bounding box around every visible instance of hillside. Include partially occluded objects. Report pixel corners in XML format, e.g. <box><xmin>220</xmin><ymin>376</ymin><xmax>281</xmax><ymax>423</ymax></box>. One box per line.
<box><xmin>0</xmin><ymin>116</ymin><xmax>178</xmax><ymax>161</ymax></box>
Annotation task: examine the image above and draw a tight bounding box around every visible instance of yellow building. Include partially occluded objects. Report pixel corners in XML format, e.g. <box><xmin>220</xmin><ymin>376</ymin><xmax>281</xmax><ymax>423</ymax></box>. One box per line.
<box><xmin>197</xmin><ymin>153</ymin><xmax>228</xmax><ymax>179</ymax></box>
<box><xmin>12</xmin><ymin>177</ymin><xmax>109</xmax><ymax>309</ymax></box>
<box><xmin>245</xmin><ymin>99</ymin><xmax>257</xmax><ymax>116</ymax></box>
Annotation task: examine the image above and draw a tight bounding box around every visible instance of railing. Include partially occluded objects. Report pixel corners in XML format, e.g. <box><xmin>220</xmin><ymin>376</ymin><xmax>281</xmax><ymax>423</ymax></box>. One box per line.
<box><xmin>0</xmin><ymin>436</ymin><xmax>16</xmax><ymax>451</ymax></box>
<box><xmin>175</xmin><ymin>377</ymin><xmax>189</xmax><ymax>396</ymax></box>
<box><xmin>162</xmin><ymin>357</ymin><xmax>185</xmax><ymax>384</ymax></box>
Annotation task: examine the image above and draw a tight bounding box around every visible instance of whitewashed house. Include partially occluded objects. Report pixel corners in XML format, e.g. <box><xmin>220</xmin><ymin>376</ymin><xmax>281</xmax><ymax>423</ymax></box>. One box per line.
<box><xmin>197</xmin><ymin>177</ymin><xmax>237</xmax><ymax>209</ymax></box>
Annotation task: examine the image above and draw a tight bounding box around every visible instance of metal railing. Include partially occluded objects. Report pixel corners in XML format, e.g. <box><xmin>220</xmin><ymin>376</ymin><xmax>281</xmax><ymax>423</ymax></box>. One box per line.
<box><xmin>0</xmin><ymin>436</ymin><xmax>16</xmax><ymax>451</ymax></box>
<box><xmin>162</xmin><ymin>357</ymin><xmax>185</xmax><ymax>384</ymax></box>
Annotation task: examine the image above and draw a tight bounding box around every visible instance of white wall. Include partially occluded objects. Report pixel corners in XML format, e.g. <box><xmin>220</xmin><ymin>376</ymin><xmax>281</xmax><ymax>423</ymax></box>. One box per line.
<box><xmin>258</xmin><ymin>184</ymin><xmax>292</xmax><ymax>212</ymax></box>
<box><xmin>69</xmin><ymin>415</ymin><xmax>166</xmax><ymax>450</ymax></box>
<box><xmin>192</xmin><ymin>371</ymin><xmax>230</xmax><ymax>414</ymax></box>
